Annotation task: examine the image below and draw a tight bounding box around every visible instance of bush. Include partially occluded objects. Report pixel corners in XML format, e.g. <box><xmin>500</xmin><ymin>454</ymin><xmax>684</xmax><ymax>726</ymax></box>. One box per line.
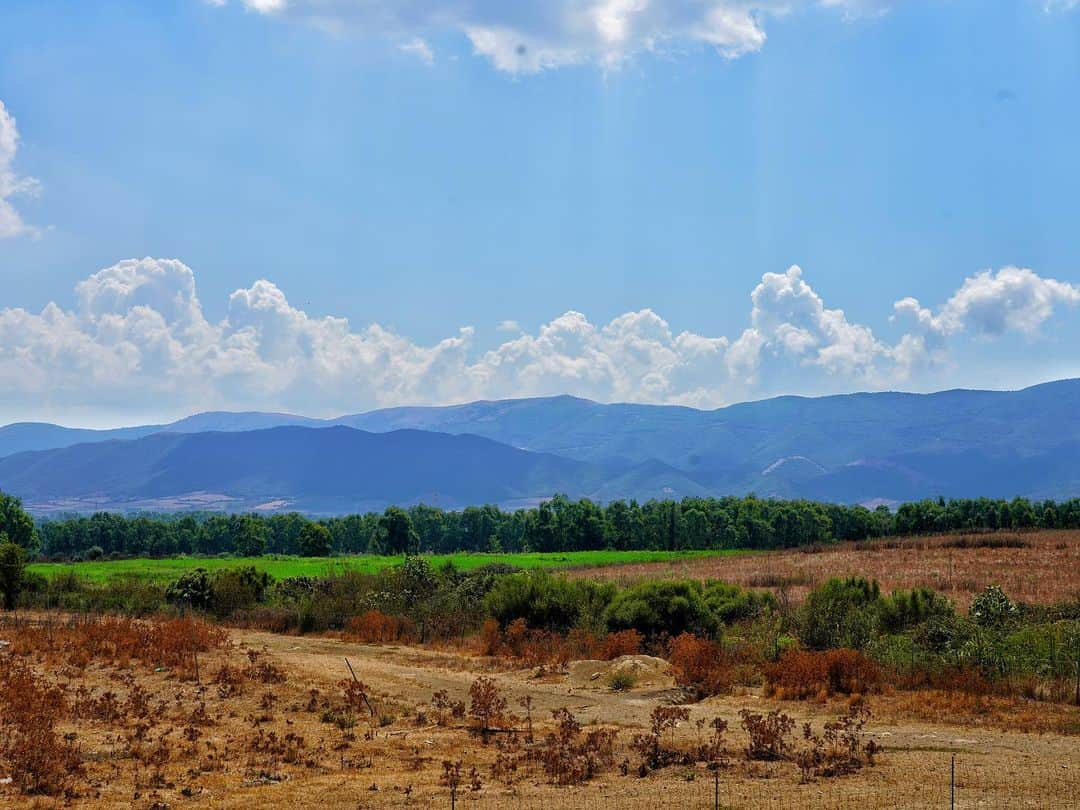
<box><xmin>0</xmin><ymin>539</ymin><xmax>27</xmax><ymax>610</ymax></box>
<box><xmin>764</xmin><ymin>649</ymin><xmax>880</xmax><ymax>700</ymax></box>
<box><xmin>799</xmin><ymin>577</ymin><xmax>881</xmax><ymax>650</ymax></box>
<box><xmin>668</xmin><ymin>632</ymin><xmax>732</xmax><ymax>697</ymax></box>
<box><xmin>878</xmin><ymin>587</ymin><xmax>954</xmax><ymax>634</ymax></box>
<box><xmin>210</xmin><ymin>566</ymin><xmax>272</xmax><ymax>617</ymax></box>
<box><xmin>484</xmin><ymin>572</ymin><xmax>614</xmax><ymax>633</ymax></box>
<box><xmin>166</xmin><ymin>568</ymin><xmax>214</xmax><ymax>611</ymax></box>
<box><xmin>604</xmin><ymin>580</ymin><xmax>717</xmax><ymax>639</ymax></box>
<box><xmin>345</xmin><ymin>610</ymin><xmax>417</xmax><ymax>644</ymax></box>
<box><xmin>703</xmin><ymin>582</ymin><xmax>774</xmax><ymax>624</ymax></box>
<box><xmin>970</xmin><ymin>585</ymin><xmax>1018</xmax><ymax>630</ymax></box>
<box><xmin>605</xmin><ymin>669</ymin><xmax>638</xmax><ymax>692</ymax></box>
<box><xmin>598</xmin><ymin>629</ymin><xmax>643</xmax><ymax>659</ymax></box>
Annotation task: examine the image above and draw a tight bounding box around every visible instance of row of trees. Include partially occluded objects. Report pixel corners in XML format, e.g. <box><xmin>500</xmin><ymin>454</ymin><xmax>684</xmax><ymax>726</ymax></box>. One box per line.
<box><xmin>5</xmin><ymin>491</ymin><xmax>1079</xmax><ymax>559</ymax></box>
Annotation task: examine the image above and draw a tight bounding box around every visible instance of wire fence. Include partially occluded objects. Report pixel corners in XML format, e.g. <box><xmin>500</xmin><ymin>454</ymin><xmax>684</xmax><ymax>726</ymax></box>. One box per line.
<box><xmin>424</xmin><ymin>755</ymin><xmax>1079</xmax><ymax>810</ymax></box>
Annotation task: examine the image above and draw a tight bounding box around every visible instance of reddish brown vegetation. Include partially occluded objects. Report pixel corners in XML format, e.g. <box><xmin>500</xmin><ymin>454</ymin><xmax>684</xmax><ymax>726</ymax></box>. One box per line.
<box><xmin>345</xmin><ymin>610</ymin><xmax>417</xmax><ymax>644</ymax></box>
<box><xmin>764</xmin><ymin>649</ymin><xmax>881</xmax><ymax>701</ymax></box>
<box><xmin>480</xmin><ymin>618</ymin><xmax>643</xmax><ymax>667</ymax></box>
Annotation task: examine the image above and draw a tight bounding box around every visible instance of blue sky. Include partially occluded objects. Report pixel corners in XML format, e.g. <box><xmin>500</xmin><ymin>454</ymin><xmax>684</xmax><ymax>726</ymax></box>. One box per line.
<box><xmin>1</xmin><ymin>0</ymin><xmax>1079</xmax><ymax>426</ymax></box>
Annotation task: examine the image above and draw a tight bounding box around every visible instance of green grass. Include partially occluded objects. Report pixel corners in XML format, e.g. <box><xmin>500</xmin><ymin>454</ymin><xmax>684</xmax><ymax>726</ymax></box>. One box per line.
<box><xmin>28</xmin><ymin>549</ymin><xmax>749</xmax><ymax>585</ymax></box>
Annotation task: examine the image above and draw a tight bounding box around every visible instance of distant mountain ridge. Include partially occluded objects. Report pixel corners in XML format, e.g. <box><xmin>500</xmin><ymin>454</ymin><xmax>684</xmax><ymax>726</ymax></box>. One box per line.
<box><xmin>0</xmin><ymin>426</ymin><xmax>611</xmax><ymax>514</ymax></box>
<box><xmin>1</xmin><ymin>379</ymin><xmax>1078</xmax><ymax>512</ymax></box>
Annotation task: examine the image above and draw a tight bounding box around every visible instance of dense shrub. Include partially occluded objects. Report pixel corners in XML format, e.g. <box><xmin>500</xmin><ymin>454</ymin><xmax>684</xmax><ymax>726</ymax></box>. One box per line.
<box><xmin>878</xmin><ymin>587</ymin><xmax>954</xmax><ymax>634</ymax></box>
<box><xmin>703</xmin><ymin>582</ymin><xmax>774</xmax><ymax>624</ymax></box>
<box><xmin>970</xmin><ymin>585</ymin><xmax>1018</xmax><ymax>629</ymax></box>
<box><xmin>166</xmin><ymin>567</ymin><xmax>214</xmax><ymax>610</ymax></box>
<box><xmin>484</xmin><ymin>571</ymin><xmax>614</xmax><ymax>633</ymax></box>
<box><xmin>604</xmin><ymin>580</ymin><xmax>717</xmax><ymax>639</ymax></box>
<box><xmin>799</xmin><ymin>577</ymin><xmax>881</xmax><ymax>650</ymax></box>
<box><xmin>210</xmin><ymin>566</ymin><xmax>272</xmax><ymax>617</ymax></box>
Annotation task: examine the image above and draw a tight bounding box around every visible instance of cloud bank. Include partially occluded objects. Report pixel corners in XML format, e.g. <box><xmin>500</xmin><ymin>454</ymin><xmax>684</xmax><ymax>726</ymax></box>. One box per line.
<box><xmin>209</xmin><ymin>0</ymin><xmax>894</xmax><ymax>73</ymax></box>
<box><xmin>0</xmin><ymin>100</ymin><xmax>40</xmax><ymax>239</ymax></box>
<box><xmin>1</xmin><ymin>258</ymin><xmax>1076</xmax><ymax>422</ymax></box>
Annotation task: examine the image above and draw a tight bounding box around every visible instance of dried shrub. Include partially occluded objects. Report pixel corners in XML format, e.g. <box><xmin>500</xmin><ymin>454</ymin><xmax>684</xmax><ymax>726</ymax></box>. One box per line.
<box><xmin>668</xmin><ymin>633</ymin><xmax>733</xmax><ymax>698</ymax></box>
<box><xmin>468</xmin><ymin>676</ymin><xmax>508</xmax><ymax>741</ymax></box>
<box><xmin>431</xmin><ymin>689</ymin><xmax>466</xmax><ymax>725</ymax></box>
<box><xmin>764</xmin><ymin>649</ymin><xmax>880</xmax><ymax>701</ymax></box>
<box><xmin>630</xmin><ymin>705</ymin><xmax>691</xmax><ymax>772</ymax></box>
<box><xmin>739</xmin><ymin>709</ymin><xmax>795</xmax><ymax>761</ymax></box>
<box><xmin>599</xmin><ymin>629</ymin><xmax>644</xmax><ymax>659</ymax></box>
<box><xmin>245</xmin><ymin>650</ymin><xmax>287</xmax><ymax>684</ymax></box>
<box><xmin>0</xmin><ymin>657</ymin><xmax>83</xmax><ymax>795</ymax></box>
<box><xmin>345</xmin><ymin>610</ymin><xmax>417</xmax><ymax>644</ymax></box>
<box><xmin>530</xmin><ymin>708</ymin><xmax>618</xmax><ymax>785</ymax></box>
<box><xmin>795</xmin><ymin>704</ymin><xmax>878</xmax><ymax>781</ymax></box>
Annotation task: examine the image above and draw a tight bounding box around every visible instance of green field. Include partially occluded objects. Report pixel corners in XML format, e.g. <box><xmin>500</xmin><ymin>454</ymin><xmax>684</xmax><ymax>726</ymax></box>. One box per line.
<box><xmin>28</xmin><ymin>549</ymin><xmax>748</xmax><ymax>584</ymax></box>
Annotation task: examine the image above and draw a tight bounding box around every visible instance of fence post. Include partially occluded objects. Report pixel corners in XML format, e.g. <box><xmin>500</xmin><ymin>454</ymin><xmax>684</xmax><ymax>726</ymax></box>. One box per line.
<box><xmin>714</xmin><ymin>769</ymin><xmax>719</xmax><ymax>810</ymax></box>
<box><xmin>950</xmin><ymin>754</ymin><xmax>956</xmax><ymax>810</ymax></box>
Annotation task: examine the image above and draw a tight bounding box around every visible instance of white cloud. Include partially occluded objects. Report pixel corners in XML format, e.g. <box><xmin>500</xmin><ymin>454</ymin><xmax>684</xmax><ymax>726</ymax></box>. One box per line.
<box><xmin>894</xmin><ymin>267</ymin><xmax>1080</xmax><ymax>338</ymax></box>
<box><xmin>0</xmin><ymin>258</ymin><xmax>1076</xmax><ymax>422</ymax></box>
<box><xmin>399</xmin><ymin>36</ymin><xmax>435</xmax><ymax>64</ymax></box>
<box><xmin>496</xmin><ymin>319</ymin><xmax>522</xmax><ymax>333</ymax></box>
<box><xmin>208</xmin><ymin>1</ymin><xmax>855</xmax><ymax>73</ymax></box>
<box><xmin>0</xmin><ymin>100</ymin><xmax>40</xmax><ymax>239</ymax></box>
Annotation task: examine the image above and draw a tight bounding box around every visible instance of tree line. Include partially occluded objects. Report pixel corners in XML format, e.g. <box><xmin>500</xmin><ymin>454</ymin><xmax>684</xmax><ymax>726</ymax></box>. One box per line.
<box><xmin>4</xmin><ymin>491</ymin><xmax>1079</xmax><ymax>559</ymax></box>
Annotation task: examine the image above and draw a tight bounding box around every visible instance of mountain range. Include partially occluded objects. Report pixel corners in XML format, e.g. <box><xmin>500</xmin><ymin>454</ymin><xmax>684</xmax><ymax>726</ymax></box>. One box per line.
<box><xmin>1</xmin><ymin>379</ymin><xmax>1078</xmax><ymax>514</ymax></box>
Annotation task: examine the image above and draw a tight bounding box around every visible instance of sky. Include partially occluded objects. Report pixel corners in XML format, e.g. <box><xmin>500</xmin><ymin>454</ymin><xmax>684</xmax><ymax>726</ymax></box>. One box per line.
<box><xmin>0</xmin><ymin>0</ymin><xmax>1079</xmax><ymax>427</ymax></box>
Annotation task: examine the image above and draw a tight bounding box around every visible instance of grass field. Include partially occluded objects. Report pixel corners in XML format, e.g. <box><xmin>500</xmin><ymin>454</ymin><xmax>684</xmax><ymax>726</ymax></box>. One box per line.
<box><xmin>27</xmin><ymin>548</ymin><xmax>748</xmax><ymax>584</ymax></box>
<box><xmin>572</xmin><ymin>529</ymin><xmax>1080</xmax><ymax>606</ymax></box>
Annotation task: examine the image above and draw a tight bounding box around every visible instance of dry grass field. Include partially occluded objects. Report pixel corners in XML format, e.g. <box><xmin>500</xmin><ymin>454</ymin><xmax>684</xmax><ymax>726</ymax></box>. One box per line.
<box><xmin>1</xmin><ymin>615</ymin><xmax>1077</xmax><ymax>809</ymax></box>
<box><xmin>570</xmin><ymin>530</ymin><xmax>1080</xmax><ymax>607</ymax></box>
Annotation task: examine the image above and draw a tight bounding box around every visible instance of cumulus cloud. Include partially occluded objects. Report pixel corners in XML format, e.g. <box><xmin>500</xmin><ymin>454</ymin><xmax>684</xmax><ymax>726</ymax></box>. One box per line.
<box><xmin>0</xmin><ymin>100</ymin><xmax>40</xmax><ymax>239</ymax></box>
<box><xmin>894</xmin><ymin>267</ymin><xmax>1080</xmax><ymax>338</ymax></box>
<box><xmin>0</xmin><ymin>258</ymin><xmax>1077</xmax><ymax>421</ymax></box>
<box><xmin>890</xmin><ymin>267</ymin><xmax>1080</xmax><ymax>376</ymax></box>
<box><xmin>208</xmin><ymin>1</ymin><xmax>883</xmax><ymax>73</ymax></box>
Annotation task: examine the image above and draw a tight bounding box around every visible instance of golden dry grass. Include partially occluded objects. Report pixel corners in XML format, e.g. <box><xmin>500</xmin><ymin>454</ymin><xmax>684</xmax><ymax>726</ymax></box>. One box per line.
<box><xmin>2</xmin><ymin>618</ymin><xmax>1078</xmax><ymax>809</ymax></box>
<box><xmin>570</xmin><ymin>530</ymin><xmax>1080</xmax><ymax>607</ymax></box>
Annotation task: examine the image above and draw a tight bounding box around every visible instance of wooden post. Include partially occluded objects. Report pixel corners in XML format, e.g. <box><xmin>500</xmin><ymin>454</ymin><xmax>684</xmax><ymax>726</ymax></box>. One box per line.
<box><xmin>951</xmin><ymin>754</ymin><xmax>956</xmax><ymax>810</ymax></box>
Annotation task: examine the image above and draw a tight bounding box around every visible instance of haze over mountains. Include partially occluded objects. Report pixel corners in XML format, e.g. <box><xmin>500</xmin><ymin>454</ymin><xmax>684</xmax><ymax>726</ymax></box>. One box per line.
<box><xmin>1</xmin><ymin>379</ymin><xmax>1078</xmax><ymax>514</ymax></box>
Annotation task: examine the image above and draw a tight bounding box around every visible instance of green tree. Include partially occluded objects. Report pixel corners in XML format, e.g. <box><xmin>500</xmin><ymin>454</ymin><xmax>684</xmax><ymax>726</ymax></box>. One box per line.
<box><xmin>233</xmin><ymin>516</ymin><xmax>267</xmax><ymax>557</ymax></box>
<box><xmin>298</xmin><ymin>522</ymin><xmax>332</xmax><ymax>557</ymax></box>
<box><xmin>0</xmin><ymin>537</ymin><xmax>27</xmax><ymax>610</ymax></box>
<box><xmin>380</xmin><ymin>506</ymin><xmax>418</xmax><ymax>556</ymax></box>
<box><xmin>0</xmin><ymin>492</ymin><xmax>36</xmax><ymax>551</ymax></box>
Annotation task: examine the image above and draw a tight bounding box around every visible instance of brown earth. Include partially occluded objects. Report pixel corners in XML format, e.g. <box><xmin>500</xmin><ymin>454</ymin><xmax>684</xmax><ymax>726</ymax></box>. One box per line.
<box><xmin>568</xmin><ymin>530</ymin><xmax>1080</xmax><ymax>607</ymax></box>
<box><xmin>3</xmin><ymin>625</ymin><xmax>1077</xmax><ymax>810</ymax></box>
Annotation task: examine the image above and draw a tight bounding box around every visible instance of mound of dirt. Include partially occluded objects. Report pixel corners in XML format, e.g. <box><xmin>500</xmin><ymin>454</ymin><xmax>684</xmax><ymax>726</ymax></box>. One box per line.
<box><xmin>567</xmin><ymin>654</ymin><xmax>675</xmax><ymax>690</ymax></box>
